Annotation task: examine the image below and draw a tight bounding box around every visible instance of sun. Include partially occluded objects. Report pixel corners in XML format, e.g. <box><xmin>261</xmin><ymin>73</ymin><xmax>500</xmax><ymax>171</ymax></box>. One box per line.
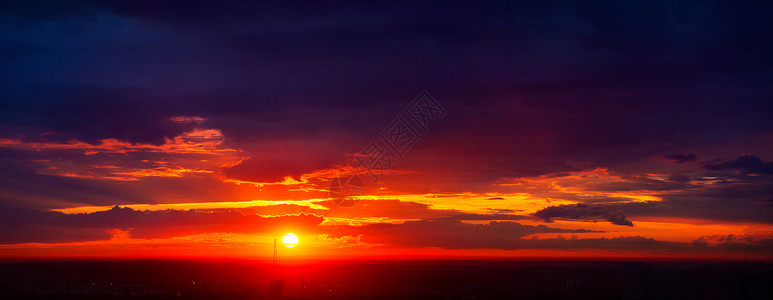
<box><xmin>281</xmin><ymin>233</ymin><xmax>299</xmax><ymax>248</ymax></box>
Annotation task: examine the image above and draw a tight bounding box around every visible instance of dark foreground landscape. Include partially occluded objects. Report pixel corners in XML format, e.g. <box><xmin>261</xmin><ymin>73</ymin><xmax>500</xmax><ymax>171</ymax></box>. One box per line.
<box><xmin>0</xmin><ymin>260</ymin><xmax>770</xmax><ymax>300</ymax></box>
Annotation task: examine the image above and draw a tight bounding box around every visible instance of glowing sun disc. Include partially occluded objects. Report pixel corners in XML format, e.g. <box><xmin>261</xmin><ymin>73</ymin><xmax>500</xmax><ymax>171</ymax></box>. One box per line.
<box><xmin>282</xmin><ymin>233</ymin><xmax>299</xmax><ymax>248</ymax></box>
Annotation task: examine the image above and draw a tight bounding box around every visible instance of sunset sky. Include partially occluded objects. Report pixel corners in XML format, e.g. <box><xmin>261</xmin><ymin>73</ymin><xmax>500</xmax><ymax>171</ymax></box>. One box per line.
<box><xmin>1</xmin><ymin>1</ymin><xmax>771</xmax><ymax>260</ymax></box>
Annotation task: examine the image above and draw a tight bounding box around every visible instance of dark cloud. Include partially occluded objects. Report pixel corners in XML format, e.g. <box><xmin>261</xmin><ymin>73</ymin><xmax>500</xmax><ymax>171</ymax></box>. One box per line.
<box><xmin>333</xmin><ymin>219</ymin><xmax>598</xmax><ymax>250</ymax></box>
<box><xmin>703</xmin><ymin>154</ymin><xmax>773</xmax><ymax>175</ymax></box>
<box><xmin>435</xmin><ymin>213</ymin><xmax>531</xmax><ymax>221</ymax></box>
<box><xmin>533</xmin><ymin>203</ymin><xmax>634</xmax><ymax>226</ymax></box>
<box><xmin>692</xmin><ymin>233</ymin><xmax>773</xmax><ymax>254</ymax></box>
<box><xmin>664</xmin><ymin>153</ymin><xmax>697</xmax><ymax>163</ymax></box>
<box><xmin>667</xmin><ymin>173</ymin><xmax>691</xmax><ymax>183</ymax></box>
<box><xmin>630</xmin><ymin>182</ymin><xmax>773</xmax><ymax>224</ymax></box>
<box><xmin>586</xmin><ymin>174</ymin><xmax>690</xmax><ymax>192</ymax></box>
<box><xmin>524</xmin><ymin>236</ymin><xmax>682</xmax><ymax>251</ymax></box>
<box><xmin>528</xmin><ymin>152</ymin><xmax>773</xmax><ymax>225</ymax></box>
<box><xmin>546</xmin><ymin>179</ymin><xmax>773</xmax><ymax>225</ymax></box>
<box><xmin>218</xmin><ymin>146</ymin><xmax>340</xmax><ymax>183</ymax></box>
<box><xmin>334</xmin><ymin>219</ymin><xmax>773</xmax><ymax>253</ymax></box>
<box><xmin>328</xmin><ymin>219</ymin><xmax>773</xmax><ymax>253</ymax></box>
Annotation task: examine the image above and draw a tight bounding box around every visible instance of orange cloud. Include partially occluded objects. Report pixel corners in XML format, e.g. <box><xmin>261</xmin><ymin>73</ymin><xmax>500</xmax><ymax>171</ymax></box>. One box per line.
<box><xmin>0</xmin><ymin>128</ymin><xmax>236</xmax><ymax>155</ymax></box>
<box><xmin>0</xmin><ymin>128</ymin><xmax>246</xmax><ymax>182</ymax></box>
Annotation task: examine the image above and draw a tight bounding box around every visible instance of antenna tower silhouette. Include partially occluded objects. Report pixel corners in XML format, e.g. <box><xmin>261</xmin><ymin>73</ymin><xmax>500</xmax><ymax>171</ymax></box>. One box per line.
<box><xmin>272</xmin><ymin>236</ymin><xmax>278</xmax><ymax>267</ymax></box>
